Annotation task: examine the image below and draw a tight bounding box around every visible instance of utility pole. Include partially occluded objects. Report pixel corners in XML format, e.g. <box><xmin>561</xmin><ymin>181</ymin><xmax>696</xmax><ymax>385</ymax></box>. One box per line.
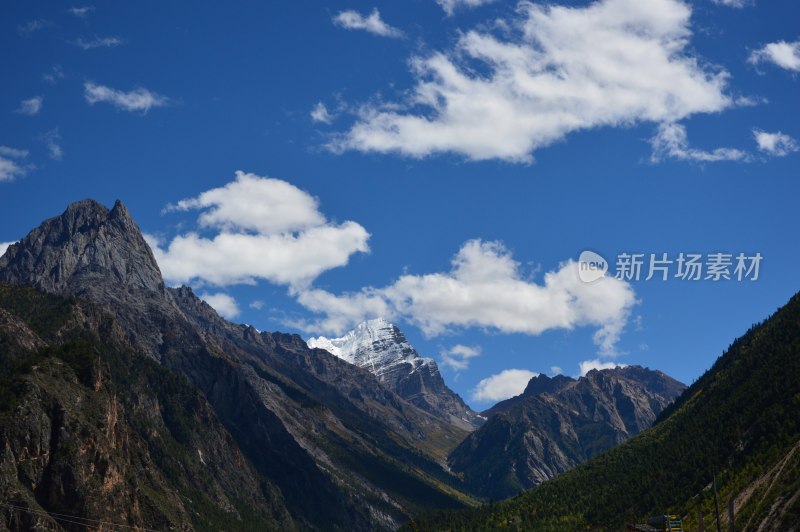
<box><xmin>728</xmin><ymin>496</ymin><xmax>735</xmax><ymax>532</ymax></box>
<box><xmin>713</xmin><ymin>474</ymin><xmax>722</xmax><ymax>532</ymax></box>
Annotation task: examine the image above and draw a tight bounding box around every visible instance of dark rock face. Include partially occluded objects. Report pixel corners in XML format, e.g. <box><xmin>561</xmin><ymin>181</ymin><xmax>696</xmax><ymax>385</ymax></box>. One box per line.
<box><xmin>0</xmin><ymin>200</ymin><xmax>477</xmax><ymax>531</ymax></box>
<box><xmin>448</xmin><ymin>366</ymin><xmax>686</xmax><ymax>500</ymax></box>
<box><xmin>393</xmin><ymin>359</ymin><xmax>484</xmax><ymax>431</ymax></box>
<box><xmin>308</xmin><ymin>319</ymin><xmax>484</xmax><ymax>431</ymax></box>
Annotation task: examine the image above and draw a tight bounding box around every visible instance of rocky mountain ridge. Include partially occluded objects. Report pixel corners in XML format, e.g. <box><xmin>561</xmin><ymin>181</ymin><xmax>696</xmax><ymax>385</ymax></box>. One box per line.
<box><xmin>448</xmin><ymin>365</ymin><xmax>686</xmax><ymax>500</ymax></box>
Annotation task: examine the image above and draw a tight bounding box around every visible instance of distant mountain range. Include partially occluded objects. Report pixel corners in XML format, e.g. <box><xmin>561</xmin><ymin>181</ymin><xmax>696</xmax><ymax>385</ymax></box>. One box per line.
<box><xmin>449</xmin><ymin>366</ymin><xmax>686</xmax><ymax>499</ymax></box>
<box><xmin>0</xmin><ymin>199</ymin><xmax>695</xmax><ymax>530</ymax></box>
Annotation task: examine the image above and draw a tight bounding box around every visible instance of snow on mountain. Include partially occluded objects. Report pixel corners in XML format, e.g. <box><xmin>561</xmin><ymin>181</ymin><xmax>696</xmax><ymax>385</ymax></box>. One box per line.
<box><xmin>308</xmin><ymin>317</ymin><xmax>435</xmax><ymax>381</ymax></box>
<box><xmin>308</xmin><ymin>318</ymin><xmax>483</xmax><ymax>431</ymax></box>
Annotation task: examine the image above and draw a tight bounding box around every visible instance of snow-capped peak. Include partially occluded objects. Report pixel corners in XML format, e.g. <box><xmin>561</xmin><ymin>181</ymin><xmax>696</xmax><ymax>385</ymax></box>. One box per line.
<box><xmin>307</xmin><ymin>318</ymin><xmax>433</xmax><ymax>379</ymax></box>
<box><xmin>309</xmin><ymin>319</ymin><xmax>483</xmax><ymax>431</ymax></box>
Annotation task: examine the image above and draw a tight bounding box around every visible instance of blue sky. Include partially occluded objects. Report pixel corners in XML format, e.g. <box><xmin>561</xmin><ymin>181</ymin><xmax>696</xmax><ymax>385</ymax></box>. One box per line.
<box><xmin>2</xmin><ymin>0</ymin><xmax>799</xmax><ymax>408</ymax></box>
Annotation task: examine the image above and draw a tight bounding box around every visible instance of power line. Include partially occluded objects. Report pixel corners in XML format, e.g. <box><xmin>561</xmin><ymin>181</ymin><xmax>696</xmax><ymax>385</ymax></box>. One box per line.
<box><xmin>0</xmin><ymin>501</ymin><xmax>162</xmax><ymax>532</ymax></box>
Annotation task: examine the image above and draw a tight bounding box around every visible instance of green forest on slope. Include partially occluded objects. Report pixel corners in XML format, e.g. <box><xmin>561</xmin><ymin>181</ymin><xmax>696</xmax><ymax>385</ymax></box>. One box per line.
<box><xmin>406</xmin><ymin>291</ymin><xmax>800</xmax><ymax>531</ymax></box>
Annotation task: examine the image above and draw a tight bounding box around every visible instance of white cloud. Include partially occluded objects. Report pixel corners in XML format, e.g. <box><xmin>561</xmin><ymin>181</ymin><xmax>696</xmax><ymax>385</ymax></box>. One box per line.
<box><xmin>749</xmin><ymin>40</ymin><xmax>800</xmax><ymax>72</ymax></box>
<box><xmin>68</xmin><ymin>6</ymin><xmax>95</xmax><ymax>17</ymax></box>
<box><xmin>249</xmin><ymin>300</ymin><xmax>265</xmax><ymax>310</ymax></box>
<box><xmin>17</xmin><ymin>97</ymin><xmax>43</xmax><ymax>116</ymax></box>
<box><xmin>333</xmin><ymin>0</ymin><xmax>732</xmax><ymax>163</ymax></box>
<box><xmin>437</xmin><ymin>0</ymin><xmax>496</xmax><ymax>16</ymax></box>
<box><xmin>550</xmin><ymin>366</ymin><xmax>563</xmax><ymax>375</ymax></box>
<box><xmin>295</xmin><ymin>240</ymin><xmax>637</xmax><ymax>355</ymax></box>
<box><xmin>471</xmin><ymin>369</ymin><xmax>538</xmax><ymax>403</ymax></box>
<box><xmin>0</xmin><ymin>146</ymin><xmax>30</xmax><ymax>182</ymax></box>
<box><xmin>0</xmin><ymin>242</ymin><xmax>16</xmax><ymax>257</ymax></box>
<box><xmin>753</xmin><ymin>129</ymin><xmax>799</xmax><ymax>157</ymax></box>
<box><xmin>710</xmin><ymin>0</ymin><xmax>751</xmax><ymax>7</ymax></box>
<box><xmin>333</xmin><ymin>9</ymin><xmax>403</xmax><ymax>38</ymax></box>
<box><xmin>578</xmin><ymin>358</ymin><xmax>626</xmax><ymax>377</ymax></box>
<box><xmin>164</xmin><ymin>171</ymin><xmax>325</xmax><ymax>234</ymax></box>
<box><xmin>43</xmin><ymin>129</ymin><xmax>63</xmax><ymax>160</ymax></box>
<box><xmin>650</xmin><ymin>122</ymin><xmax>748</xmax><ymax>162</ymax></box>
<box><xmin>199</xmin><ymin>292</ymin><xmax>240</xmax><ymax>320</ymax></box>
<box><xmin>84</xmin><ymin>82</ymin><xmax>170</xmax><ymax>112</ymax></box>
<box><xmin>148</xmin><ymin>172</ymin><xmax>370</xmax><ymax>289</ymax></box>
<box><xmin>294</xmin><ymin>287</ymin><xmax>393</xmax><ymax>335</ymax></box>
<box><xmin>311</xmin><ymin>102</ymin><xmax>334</xmax><ymax>124</ymax></box>
<box><xmin>440</xmin><ymin>344</ymin><xmax>482</xmax><ymax>371</ymax></box>
<box><xmin>0</xmin><ymin>147</ymin><xmax>29</xmax><ymax>159</ymax></box>
<box><xmin>42</xmin><ymin>65</ymin><xmax>65</xmax><ymax>84</ymax></box>
<box><xmin>151</xmin><ymin>228</ymin><xmax>368</xmax><ymax>288</ymax></box>
<box><xmin>17</xmin><ymin>19</ymin><xmax>52</xmax><ymax>36</ymax></box>
<box><xmin>392</xmin><ymin>241</ymin><xmax>636</xmax><ymax>354</ymax></box>
<box><xmin>72</xmin><ymin>36</ymin><xmax>125</xmax><ymax>50</ymax></box>
<box><xmin>0</xmin><ymin>159</ymin><xmax>26</xmax><ymax>182</ymax></box>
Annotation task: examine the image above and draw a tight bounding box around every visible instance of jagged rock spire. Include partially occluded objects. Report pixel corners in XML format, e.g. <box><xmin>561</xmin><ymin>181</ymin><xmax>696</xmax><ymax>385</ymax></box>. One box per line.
<box><xmin>0</xmin><ymin>199</ymin><xmax>164</xmax><ymax>297</ymax></box>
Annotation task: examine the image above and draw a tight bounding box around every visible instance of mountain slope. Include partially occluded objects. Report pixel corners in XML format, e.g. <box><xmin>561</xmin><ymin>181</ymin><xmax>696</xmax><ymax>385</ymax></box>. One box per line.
<box><xmin>308</xmin><ymin>318</ymin><xmax>483</xmax><ymax>431</ymax></box>
<box><xmin>407</xmin><ymin>291</ymin><xmax>800</xmax><ymax>530</ymax></box>
<box><xmin>448</xmin><ymin>366</ymin><xmax>685</xmax><ymax>500</ymax></box>
<box><xmin>0</xmin><ymin>200</ymin><xmax>478</xmax><ymax>530</ymax></box>
<box><xmin>0</xmin><ymin>284</ymin><xmax>295</xmax><ymax>530</ymax></box>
